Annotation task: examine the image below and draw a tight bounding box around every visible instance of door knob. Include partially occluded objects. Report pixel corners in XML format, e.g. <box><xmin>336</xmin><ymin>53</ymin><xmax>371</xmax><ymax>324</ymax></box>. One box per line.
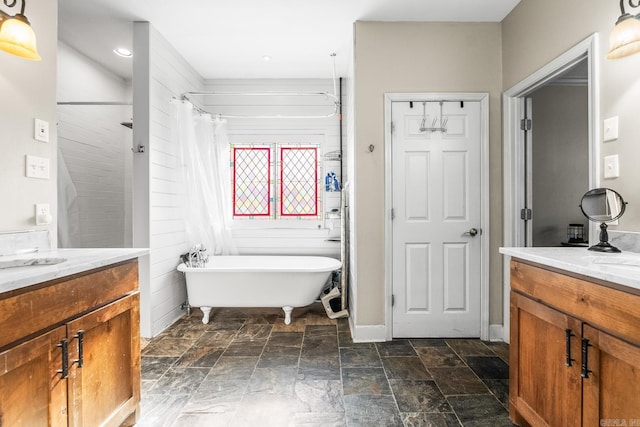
<box><xmin>464</xmin><ymin>228</ymin><xmax>479</xmax><ymax>237</ymax></box>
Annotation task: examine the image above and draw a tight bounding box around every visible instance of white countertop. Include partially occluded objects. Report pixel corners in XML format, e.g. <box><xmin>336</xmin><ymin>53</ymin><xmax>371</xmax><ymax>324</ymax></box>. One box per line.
<box><xmin>0</xmin><ymin>248</ymin><xmax>148</xmax><ymax>294</ymax></box>
<box><xmin>499</xmin><ymin>247</ymin><xmax>640</xmax><ymax>292</ymax></box>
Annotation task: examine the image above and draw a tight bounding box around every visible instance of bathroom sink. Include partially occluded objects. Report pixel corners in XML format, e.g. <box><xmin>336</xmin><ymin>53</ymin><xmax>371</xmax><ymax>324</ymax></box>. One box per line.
<box><xmin>0</xmin><ymin>257</ymin><xmax>67</xmax><ymax>269</ymax></box>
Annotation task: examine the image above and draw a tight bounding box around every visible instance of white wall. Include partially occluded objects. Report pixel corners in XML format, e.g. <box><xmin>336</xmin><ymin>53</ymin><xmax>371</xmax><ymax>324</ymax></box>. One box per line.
<box><xmin>57</xmin><ymin>42</ymin><xmax>132</xmax><ymax>248</ymax></box>
<box><xmin>133</xmin><ymin>22</ymin><xmax>204</xmax><ymax>337</ymax></box>
<box><xmin>0</xmin><ymin>0</ymin><xmax>58</xmax><ymax>241</ymax></box>
<box><xmin>200</xmin><ymin>79</ymin><xmax>342</xmax><ymax>257</ymax></box>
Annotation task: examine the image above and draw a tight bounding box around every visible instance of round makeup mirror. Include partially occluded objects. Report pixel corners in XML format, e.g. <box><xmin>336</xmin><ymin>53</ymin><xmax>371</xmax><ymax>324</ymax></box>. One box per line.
<box><xmin>579</xmin><ymin>188</ymin><xmax>627</xmax><ymax>253</ymax></box>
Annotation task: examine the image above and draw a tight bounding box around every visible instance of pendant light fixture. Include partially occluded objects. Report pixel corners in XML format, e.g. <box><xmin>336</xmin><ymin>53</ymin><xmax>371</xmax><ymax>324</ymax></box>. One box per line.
<box><xmin>607</xmin><ymin>0</ymin><xmax>640</xmax><ymax>59</ymax></box>
<box><xmin>0</xmin><ymin>0</ymin><xmax>40</xmax><ymax>61</ymax></box>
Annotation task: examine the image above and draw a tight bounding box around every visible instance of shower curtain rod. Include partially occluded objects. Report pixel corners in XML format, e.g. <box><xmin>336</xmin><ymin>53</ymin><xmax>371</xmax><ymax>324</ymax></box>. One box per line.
<box><xmin>180</xmin><ymin>92</ymin><xmax>340</xmax><ymax>119</ymax></box>
<box><xmin>184</xmin><ymin>91</ymin><xmax>339</xmax><ymax>103</ymax></box>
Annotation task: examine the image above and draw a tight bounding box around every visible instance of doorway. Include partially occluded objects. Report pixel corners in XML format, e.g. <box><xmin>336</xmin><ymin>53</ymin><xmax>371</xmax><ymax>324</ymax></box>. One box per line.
<box><xmin>502</xmin><ymin>34</ymin><xmax>599</xmax><ymax>342</ymax></box>
<box><xmin>57</xmin><ymin>103</ymin><xmax>133</xmax><ymax>248</ymax></box>
<box><xmin>384</xmin><ymin>93</ymin><xmax>490</xmax><ymax>340</ymax></box>
<box><xmin>528</xmin><ymin>61</ymin><xmax>590</xmax><ymax>247</ymax></box>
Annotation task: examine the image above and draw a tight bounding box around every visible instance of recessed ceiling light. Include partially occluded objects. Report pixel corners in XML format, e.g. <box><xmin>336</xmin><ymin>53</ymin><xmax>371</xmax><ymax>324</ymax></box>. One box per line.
<box><xmin>262</xmin><ymin>55</ymin><xmax>272</xmax><ymax>61</ymax></box>
<box><xmin>114</xmin><ymin>48</ymin><xmax>132</xmax><ymax>58</ymax></box>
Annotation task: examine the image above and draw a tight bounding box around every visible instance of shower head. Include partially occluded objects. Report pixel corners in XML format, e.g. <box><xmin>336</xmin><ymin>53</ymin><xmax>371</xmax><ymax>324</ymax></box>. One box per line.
<box><xmin>120</xmin><ymin>121</ymin><xmax>133</xmax><ymax>129</ymax></box>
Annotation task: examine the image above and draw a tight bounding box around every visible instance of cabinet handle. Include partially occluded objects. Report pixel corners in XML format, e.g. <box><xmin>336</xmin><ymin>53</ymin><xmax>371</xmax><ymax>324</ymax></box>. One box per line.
<box><xmin>57</xmin><ymin>338</ymin><xmax>69</xmax><ymax>379</ymax></box>
<box><xmin>581</xmin><ymin>338</ymin><xmax>593</xmax><ymax>378</ymax></box>
<box><xmin>73</xmin><ymin>330</ymin><xmax>84</xmax><ymax>368</ymax></box>
<box><xmin>565</xmin><ymin>329</ymin><xmax>575</xmax><ymax>367</ymax></box>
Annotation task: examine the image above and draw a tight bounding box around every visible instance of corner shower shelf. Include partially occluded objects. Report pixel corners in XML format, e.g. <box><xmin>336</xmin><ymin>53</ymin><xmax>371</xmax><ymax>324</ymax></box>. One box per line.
<box><xmin>324</xmin><ymin>150</ymin><xmax>341</xmax><ymax>161</ymax></box>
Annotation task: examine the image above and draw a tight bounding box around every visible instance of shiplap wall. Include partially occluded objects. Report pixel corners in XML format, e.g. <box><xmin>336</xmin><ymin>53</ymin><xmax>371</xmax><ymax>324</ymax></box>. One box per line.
<box><xmin>134</xmin><ymin>25</ymin><xmax>344</xmax><ymax>336</ymax></box>
<box><xmin>134</xmin><ymin>23</ymin><xmax>204</xmax><ymax>337</ymax></box>
<box><xmin>201</xmin><ymin>79</ymin><xmax>343</xmax><ymax>257</ymax></box>
<box><xmin>57</xmin><ymin>42</ymin><xmax>132</xmax><ymax>248</ymax></box>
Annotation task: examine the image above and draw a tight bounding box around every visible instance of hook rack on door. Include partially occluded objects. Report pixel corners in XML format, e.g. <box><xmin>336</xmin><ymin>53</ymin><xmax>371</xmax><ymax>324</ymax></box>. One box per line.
<box><xmin>419</xmin><ymin>101</ymin><xmax>448</xmax><ymax>133</ymax></box>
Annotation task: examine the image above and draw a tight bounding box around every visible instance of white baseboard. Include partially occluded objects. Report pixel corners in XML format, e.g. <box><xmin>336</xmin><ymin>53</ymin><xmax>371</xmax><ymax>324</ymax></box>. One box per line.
<box><xmin>348</xmin><ymin>322</ymin><xmax>505</xmax><ymax>343</ymax></box>
<box><xmin>148</xmin><ymin>306</ymin><xmax>185</xmax><ymax>338</ymax></box>
<box><xmin>489</xmin><ymin>324</ymin><xmax>505</xmax><ymax>342</ymax></box>
<box><xmin>351</xmin><ymin>323</ymin><xmax>387</xmax><ymax>343</ymax></box>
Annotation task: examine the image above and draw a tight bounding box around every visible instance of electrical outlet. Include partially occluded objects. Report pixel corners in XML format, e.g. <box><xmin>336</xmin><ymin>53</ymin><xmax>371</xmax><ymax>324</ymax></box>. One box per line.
<box><xmin>35</xmin><ymin>204</ymin><xmax>52</xmax><ymax>225</ymax></box>
<box><xmin>34</xmin><ymin>118</ymin><xmax>49</xmax><ymax>143</ymax></box>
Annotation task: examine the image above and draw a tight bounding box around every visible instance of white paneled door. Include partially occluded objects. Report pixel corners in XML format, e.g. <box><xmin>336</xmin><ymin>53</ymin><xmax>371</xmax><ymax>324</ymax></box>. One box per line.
<box><xmin>391</xmin><ymin>101</ymin><xmax>482</xmax><ymax>337</ymax></box>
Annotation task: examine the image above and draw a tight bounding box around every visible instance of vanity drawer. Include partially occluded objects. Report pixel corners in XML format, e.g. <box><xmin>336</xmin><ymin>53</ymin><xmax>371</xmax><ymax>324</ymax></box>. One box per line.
<box><xmin>0</xmin><ymin>259</ymin><xmax>138</xmax><ymax>350</ymax></box>
<box><xmin>510</xmin><ymin>259</ymin><xmax>640</xmax><ymax>346</ymax></box>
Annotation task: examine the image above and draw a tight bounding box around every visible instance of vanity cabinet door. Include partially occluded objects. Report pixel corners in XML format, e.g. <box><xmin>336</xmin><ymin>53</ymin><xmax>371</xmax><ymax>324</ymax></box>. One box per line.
<box><xmin>581</xmin><ymin>324</ymin><xmax>640</xmax><ymax>426</ymax></box>
<box><xmin>510</xmin><ymin>292</ymin><xmax>582</xmax><ymax>427</ymax></box>
<box><xmin>0</xmin><ymin>325</ymin><xmax>68</xmax><ymax>426</ymax></box>
<box><xmin>66</xmin><ymin>292</ymin><xmax>140</xmax><ymax>427</ymax></box>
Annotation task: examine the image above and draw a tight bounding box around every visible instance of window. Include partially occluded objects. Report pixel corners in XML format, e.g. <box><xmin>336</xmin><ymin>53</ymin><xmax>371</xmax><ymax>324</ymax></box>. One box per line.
<box><xmin>231</xmin><ymin>143</ymin><xmax>321</xmax><ymax>222</ymax></box>
<box><xmin>233</xmin><ymin>146</ymin><xmax>271</xmax><ymax>217</ymax></box>
<box><xmin>280</xmin><ymin>147</ymin><xmax>318</xmax><ymax>217</ymax></box>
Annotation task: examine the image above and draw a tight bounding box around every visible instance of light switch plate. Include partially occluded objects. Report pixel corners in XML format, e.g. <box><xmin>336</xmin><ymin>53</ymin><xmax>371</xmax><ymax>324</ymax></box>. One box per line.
<box><xmin>603</xmin><ymin>116</ymin><xmax>619</xmax><ymax>142</ymax></box>
<box><xmin>25</xmin><ymin>155</ymin><xmax>50</xmax><ymax>179</ymax></box>
<box><xmin>34</xmin><ymin>118</ymin><xmax>49</xmax><ymax>142</ymax></box>
<box><xmin>604</xmin><ymin>154</ymin><xmax>620</xmax><ymax>179</ymax></box>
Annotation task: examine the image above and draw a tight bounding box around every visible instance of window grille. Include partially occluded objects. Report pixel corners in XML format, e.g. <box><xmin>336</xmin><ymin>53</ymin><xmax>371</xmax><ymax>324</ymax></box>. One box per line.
<box><xmin>231</xmin><ymin>144</ymin><xmax>321</xmax><ymax>220</ymax></box>
<box><xmin>232</xmin><ymin>147</ymin><xmax>271</xmax><ymax>217</ymax></box>
<box><xmin>280</xmin><ymin>147</ymin><xmax>318</xmax><ymax>217</ymax></box>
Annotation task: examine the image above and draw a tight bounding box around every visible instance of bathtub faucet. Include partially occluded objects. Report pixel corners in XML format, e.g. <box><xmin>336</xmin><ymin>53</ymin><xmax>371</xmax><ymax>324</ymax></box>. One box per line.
<box><xmin>188</xmin><ymin>244</ymin><xmax>208</xmax><ymax>268</ymax></box>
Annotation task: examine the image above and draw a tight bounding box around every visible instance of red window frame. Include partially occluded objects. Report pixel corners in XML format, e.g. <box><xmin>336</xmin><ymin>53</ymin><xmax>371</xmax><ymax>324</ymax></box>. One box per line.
<box><xmin>232</xmin><ymin>147</ymin><xmax>271</xmax><ymax>217</ymax></box>
<box><xmin>279</xmin><ymin>147</ymin><xmax>318</xmax><ymax>217</ymax></box>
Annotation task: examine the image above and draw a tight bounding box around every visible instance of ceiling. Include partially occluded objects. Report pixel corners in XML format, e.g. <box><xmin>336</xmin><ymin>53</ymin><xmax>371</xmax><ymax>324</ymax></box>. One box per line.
<box><xmin>58</xmin><ymin>0</ymin><xmax>521</xmax><ymax>81</ymax></box>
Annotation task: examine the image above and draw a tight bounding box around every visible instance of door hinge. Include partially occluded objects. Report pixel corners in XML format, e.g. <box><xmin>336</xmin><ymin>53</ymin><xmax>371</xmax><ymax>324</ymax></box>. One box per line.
<box><xmin>391</xmin><ymin>208</ymin><xmax>395</xmax><ymax>220</ymax></box>
<box><xmin>520</xmin><ymin>119</ymin><xmax>532</xmax><ymax>131</ymax></box>
<box><xmin>520</xmin><ymin>208</ymin><xmax>532</xmax><ymax>221</ymax></box>
<box><xmin>391</xmin><ymin>121</ymin><xmax>395</xmax><ymax>134</ymax></box>
<box><xmin>392</xmin><ymin>294</ymin><xmax>395</xmax><ymax>307</ymax></box>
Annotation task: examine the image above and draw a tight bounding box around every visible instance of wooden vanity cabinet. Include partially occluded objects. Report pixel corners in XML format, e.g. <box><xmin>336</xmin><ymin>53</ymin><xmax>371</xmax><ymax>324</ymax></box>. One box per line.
<box><xmin>581</xmin><ymin>324</ymin><xmax>640</xmax><ymax>426</ymax></box>
<box><xmin>67</xmin><ymin>292</ymin><xmax>140</xmax><ymax>427</ymax></box>
<box><xmin>0</xmin><ymin>325</ymin><xmax>68</xmax><ymax>426</ymax></box>
<box><xmin>510</xmin><ymin>292</ymin><xmax>582</xmax><ymax>426</ymax></box>
<box><xmin>0</xmin><ymin>259</ymin><xmax>141</xmax><ymax>427</ymax></box>
<box><xmin>510</xmin><ymin>259</ymin><xmax>640</xmax><ymax>427</ymax></box>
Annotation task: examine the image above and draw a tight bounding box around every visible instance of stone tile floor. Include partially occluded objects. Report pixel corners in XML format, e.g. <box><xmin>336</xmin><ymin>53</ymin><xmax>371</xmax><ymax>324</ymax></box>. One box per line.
<box><xmin>136</xmin><ymin>303</ymin><xmax>513</xmax><ymax>427</ymax></box>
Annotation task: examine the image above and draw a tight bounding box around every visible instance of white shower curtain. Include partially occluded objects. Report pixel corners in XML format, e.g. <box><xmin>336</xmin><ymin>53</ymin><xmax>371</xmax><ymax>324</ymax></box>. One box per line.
<box><xmin>172</xmin><ymin>100</ymin><xmax>236</xmax><ymax>255</ymax></box>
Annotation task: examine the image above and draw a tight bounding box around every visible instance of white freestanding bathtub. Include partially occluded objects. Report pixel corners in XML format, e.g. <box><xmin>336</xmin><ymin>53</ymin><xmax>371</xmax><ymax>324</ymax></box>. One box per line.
<box><xmin>177</xmin><ymin>255</ymin><xmax>342</xmax><ymax>324</ymax></box>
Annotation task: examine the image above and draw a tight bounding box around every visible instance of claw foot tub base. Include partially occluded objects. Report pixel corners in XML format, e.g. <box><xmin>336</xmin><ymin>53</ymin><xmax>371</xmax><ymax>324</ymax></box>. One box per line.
<box><xmin>200</xmin><ymin>306</ymin><xmax>212</xmax><ymax>324</ymax></box>
<box><xmin>199</xmin><ymin>305</ymin><xmax>294</xmax><ymax>325</ymax></box>
<box><xmin>178</xmin><ymin>256</ymin><xmax>342</xmax><ymax>325</ymax></box>
<box><xmin>282</xmin><ymin>306</ymin><xmax>293</xmax><ymax>325</ymax></box>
